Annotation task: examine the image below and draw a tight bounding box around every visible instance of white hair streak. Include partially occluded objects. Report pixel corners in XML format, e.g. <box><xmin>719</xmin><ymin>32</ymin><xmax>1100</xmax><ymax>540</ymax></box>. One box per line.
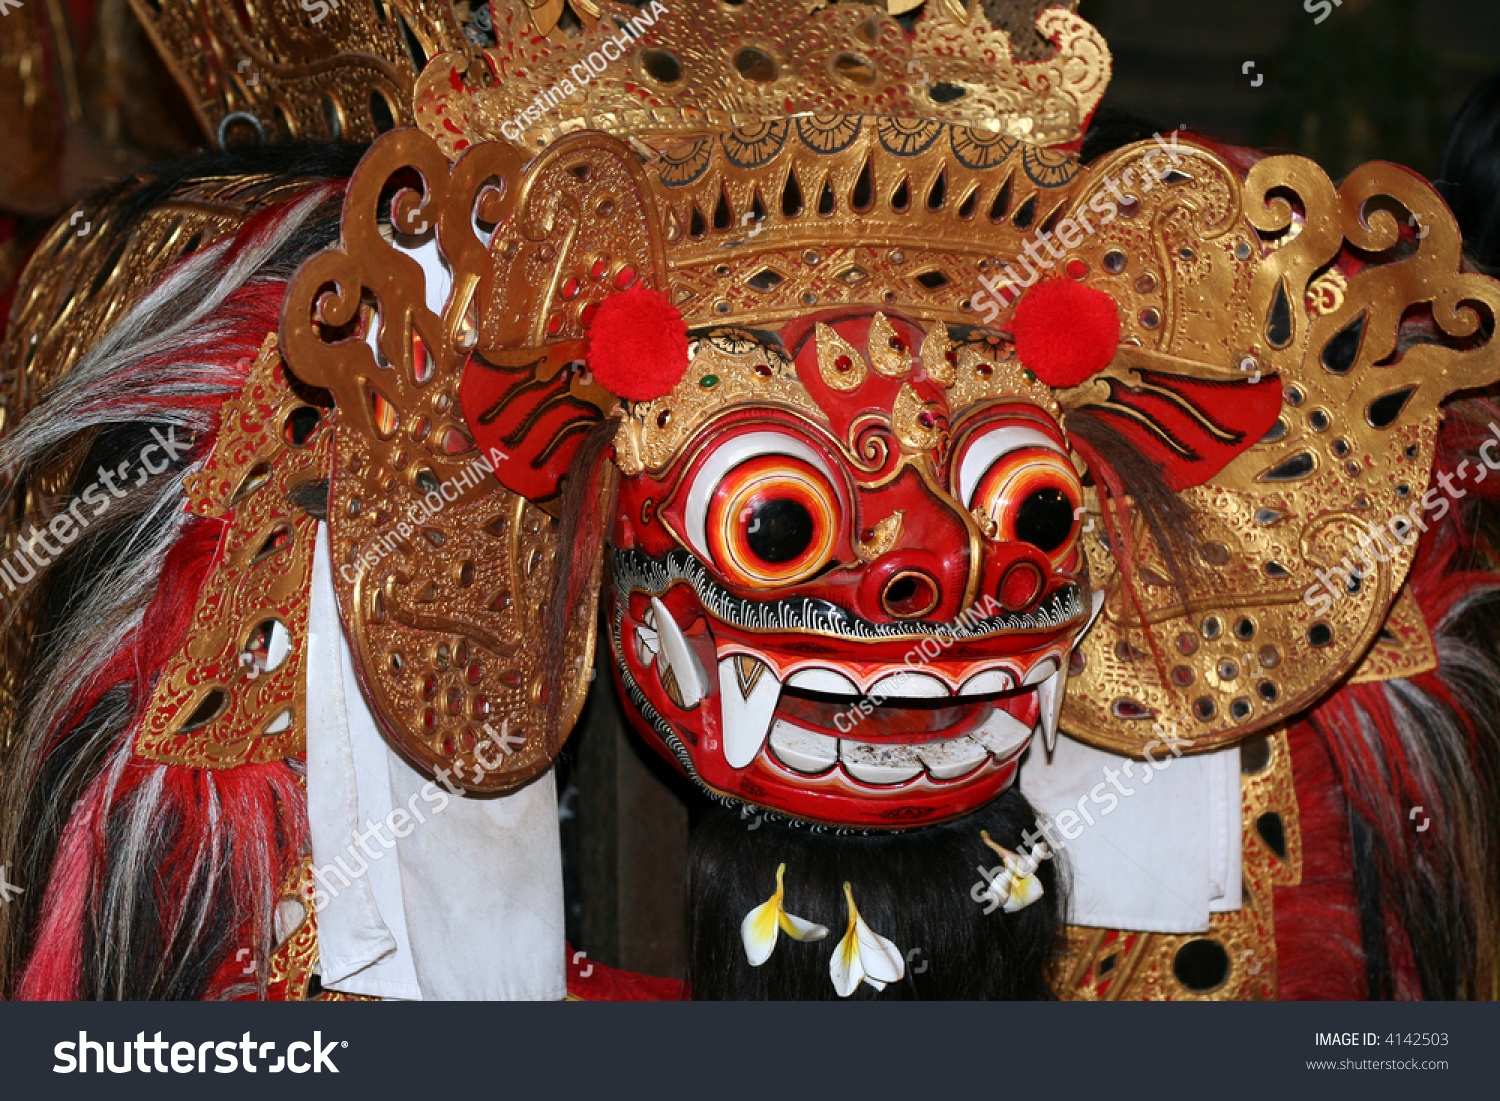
<box><xmin>0</xmin><ymin>181</ymin><xmax>339</xmax><ymax>998</ymax></box>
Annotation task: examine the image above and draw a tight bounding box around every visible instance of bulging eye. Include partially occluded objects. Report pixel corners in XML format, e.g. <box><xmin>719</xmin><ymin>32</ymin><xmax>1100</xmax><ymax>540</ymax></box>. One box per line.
<box><xmin>682</xmin><ymin>431</ymin><xmax>843</xmax><ymax>588</ymax></box>
<box><xmin>708</xmin><ymin>456</ymin><xmax>839</xmax><ymax>587</ymax></box>
<box><xmin>958</xmin><ymin>424</ymin><xmax>1082</xmax><ymax>565</ymax></box>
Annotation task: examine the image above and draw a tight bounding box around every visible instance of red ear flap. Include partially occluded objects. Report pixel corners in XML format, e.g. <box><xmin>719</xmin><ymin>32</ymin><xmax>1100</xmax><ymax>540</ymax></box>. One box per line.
<box><xmin>459</xmin><ymin>340</ymin><xmax>601</xmax><ymax>506</ymax></box>
<box><xmin>1067</xmin><ymin>358</ymin><xmax>1283</xmax><ymax>491</ymax></box>
<box><xmin>1013</xmin><ymin>280</ymin><xmax>1282</xmax><ymax>491</ymax></box>
<box><xmin>458</xmin><ymin>285</ymin><xmax>689</xmax><ymax>505</ymax></box>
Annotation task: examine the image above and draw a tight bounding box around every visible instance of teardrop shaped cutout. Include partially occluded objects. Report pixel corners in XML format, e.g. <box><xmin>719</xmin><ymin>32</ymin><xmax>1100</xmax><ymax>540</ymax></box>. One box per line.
<box><xmin>782</xmin><ymin>170</ymin><xmax>803</xmax><ymax>216</ymax></box>
<box><xmin>713</xmin><ymin>187</ymin><xmax>732</xmax><ymax>231</ymax></box>
<box><xmin>229</xmin><ymin>461</ymin><xmax>273</xmax><ymax>506</ymax></box>
<box><xmin>818</xmin><ymin>177</ymin><xmax>836</xmax><ymax>216</ymax></box>
<box><xmin>927</xmin><ymin>169</ymin><xmax>947</xmax><ymax>210</ymax></box>
<box><xmin>1266</xmin><ymin>279</ymin><xmax>1294</xmax><ymax>348</ymax></box>
<box><xmin>412</xmin><ymin>330</ymin><xmax>434</xmax><ymax>383</ymax></box>
<box><xmin>1367</xmin><ymin>388</ymin><xmax>1414</xmax><ymax>428</ymax></box>
<box><xmin>253</xmin><ymin>522</ymin><xmax>294</xmax><ymax>564</ymax></box>
<box><xmin>368</xmin><ymin>384</ymin><xmax>398</xmax><ymax>438</ymax></box>
<box><xmin>179</xmin><ymin>689</ymin><xmax>229</xmax><ymax>733</ymax></box>
<box><xmin>851</xmin><ymin>157</ymin><xmax>874</xmax><ymax>212</ymax></box>
<box><xmin>1321</xmin><ymin>311</ymin><xmax>1366</xmax><ymax>374</ymax></box>
<box><xmin>989</xmin><ymin>178</ymin><xmax>1012</xmax><ymax>221</ymax></box>
<box><xmin>1013</xmin><ymin>195</ymin><xmax>1037</xmax><ymax>230</ymax></box>
<box><xmin>891</xmin><ymin>177</ymin><xmax>911</xmax><ymax>212</ymax></box>
<box><xmin>1259</xmin><ymin>451</ymin><xmax>1316</xmax><ymax>481</ymax></box>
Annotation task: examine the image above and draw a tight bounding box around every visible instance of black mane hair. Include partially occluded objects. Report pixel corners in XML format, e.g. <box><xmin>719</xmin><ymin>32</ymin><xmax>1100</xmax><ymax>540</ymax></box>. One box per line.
<box><xmin>1439</xmin><ymin>69</ymin><xmax>1500</xmax><ymax>275</ymax></box>
<box><xmin>685</xmin><ymin>786</ymin><xmax>1064</xmax><ymax>999</ymax></box>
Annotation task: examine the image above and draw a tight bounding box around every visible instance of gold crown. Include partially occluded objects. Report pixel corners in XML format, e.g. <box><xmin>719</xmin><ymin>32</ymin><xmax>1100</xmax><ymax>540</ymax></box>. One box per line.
<box><xmin>125</xmin><ymin>1</ymin><xmax>1107</xmax><ymax>152</ymax></box>
<box><xmin>416</xmin><ymin>0</ymin><xmax>1109</xmax><ymax>156</ymax></box>
<box><xmin>642</xmin><ymin>114</ymin><xmax>1080</xmax><ymax>329</ymax></box>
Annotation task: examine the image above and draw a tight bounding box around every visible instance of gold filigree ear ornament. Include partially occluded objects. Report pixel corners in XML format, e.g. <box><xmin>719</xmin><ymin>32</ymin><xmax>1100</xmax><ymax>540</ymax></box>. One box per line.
<box><xmin>281</xmin><ymin>127</ymin><xmax>688</xmax><ymax>793</ymax></box>
<box><xmin>943</xmin><ymin>139</ymin><xmax>1500</xmax><ymax>762</ymax></box>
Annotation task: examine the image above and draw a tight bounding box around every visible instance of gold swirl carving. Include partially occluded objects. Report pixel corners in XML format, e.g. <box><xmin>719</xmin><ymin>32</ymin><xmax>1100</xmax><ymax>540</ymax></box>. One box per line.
<box><xmin>281</xmin><ymin>129</ymin><xmax>617</xmax><ymax>794</ymax></box>
<box><xmin>1058</xmin><ymin>147</ymin><xmax>1500</xmax><ymax>759</ymax></box>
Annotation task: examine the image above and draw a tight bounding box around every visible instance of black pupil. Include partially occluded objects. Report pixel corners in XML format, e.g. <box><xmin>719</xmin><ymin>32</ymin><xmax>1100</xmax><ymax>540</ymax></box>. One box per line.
<box><xmin>1013</xmin><ymin>487</ymin><xmax>1075</xmax><ymax>552</ymax></box>
<box><xmin>745</xmin><ymin>498</ymin><xmax>815</xmax><ymax>564</ymax></box>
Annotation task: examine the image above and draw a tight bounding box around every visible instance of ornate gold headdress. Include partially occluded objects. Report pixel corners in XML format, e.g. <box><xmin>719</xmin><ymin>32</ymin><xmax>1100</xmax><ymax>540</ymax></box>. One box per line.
<box><xmin>123</xmin><ymin>1</ymin><xmax>1105</xmax><ymax>150</ymax></box>
<box><xmin>11</xmin><ymin>0</ymin><xmax>1500</xmax><ymax>792</ymax></box>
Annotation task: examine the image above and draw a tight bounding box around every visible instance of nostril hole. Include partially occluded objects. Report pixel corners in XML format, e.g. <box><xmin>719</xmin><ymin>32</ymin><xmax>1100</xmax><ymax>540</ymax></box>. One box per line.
<box><xmin>998</xmin><ymin>561</ymin><xmax>1044</xmax><ymax>611</ymax></box>
<box><xmin>882</xmin><ymin>570</ymin><xmax>939</xmax><ymax>619</ymax></box>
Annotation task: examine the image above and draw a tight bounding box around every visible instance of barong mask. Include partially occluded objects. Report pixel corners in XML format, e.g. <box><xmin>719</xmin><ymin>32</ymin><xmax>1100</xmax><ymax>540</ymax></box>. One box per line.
<box><xmin>89</xmin><ymin>0</ymin><xmax>1486</xmax><ymax>829</ymax></box>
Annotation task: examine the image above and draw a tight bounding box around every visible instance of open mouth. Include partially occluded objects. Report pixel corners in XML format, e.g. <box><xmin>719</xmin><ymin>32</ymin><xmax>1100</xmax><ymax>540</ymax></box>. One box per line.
<box><xmin>624</xmin><ymin>572</ymin><xmax>1074</xmax><ymax>794</ymax></box>
<box><xmin>762</xmin><ymin>682</ymin><xmax>1043</xmax><ymax>785</ymax></box>
<box><xmin>710</xmin><ymin>650</ymin><xmax>1061</xmax><ymax>790</ymax></box>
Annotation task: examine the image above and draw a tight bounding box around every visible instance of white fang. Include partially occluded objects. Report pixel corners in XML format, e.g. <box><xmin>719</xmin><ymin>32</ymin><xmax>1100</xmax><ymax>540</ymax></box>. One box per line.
<box><xmin>717</xmin><ymin>654</ymin><xmax>782</xmax><ymax>769</ymax></box>
<box><xmin>649</xmin><ymin>596</ymin><xmax>709</xmax><ymax>708</ymax></box>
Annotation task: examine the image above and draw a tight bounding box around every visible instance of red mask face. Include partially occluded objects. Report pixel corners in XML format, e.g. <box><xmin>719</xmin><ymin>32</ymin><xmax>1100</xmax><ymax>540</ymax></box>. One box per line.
<box><xmin>606</xmin><ymin>312</ymin><xmax>1100</xmax><ymax>828</ymax></box>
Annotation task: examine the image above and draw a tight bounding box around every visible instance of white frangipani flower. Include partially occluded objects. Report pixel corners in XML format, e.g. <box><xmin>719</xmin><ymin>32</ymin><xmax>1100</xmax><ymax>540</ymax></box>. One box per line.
<box><xmin>829</xmin><ymin>881</ymin><xmax>906</xmax><ymax>997</ymax></box>
<box><xmin>741</xmin><ymin>862</ymin><xmax>828</xmax><ymax>966</ymax></box>
<box><xmin>979</xmin><ymin>830</ymin><xmax>1047</xmax><ymax>913</ymax></box>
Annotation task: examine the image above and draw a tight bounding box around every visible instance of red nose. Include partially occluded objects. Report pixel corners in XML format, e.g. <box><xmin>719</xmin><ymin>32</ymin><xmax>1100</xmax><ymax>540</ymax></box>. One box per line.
<box><xmin>983</xmin><ymin>542</ymin><xmax>1055</xmax><ymax>614</ymax></box>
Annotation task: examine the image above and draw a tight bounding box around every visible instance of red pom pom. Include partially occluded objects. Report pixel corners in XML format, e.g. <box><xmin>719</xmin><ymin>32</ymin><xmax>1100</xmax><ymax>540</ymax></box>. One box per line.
<box><xmin>1010</xmin><ymin>279</ymin><xmax>1121</xmax><ymax>388</ymax></box>
<box><xmin>586</xmin><ymin>283</ymin><xmax>689</xmax><ymax>402</ymax></box>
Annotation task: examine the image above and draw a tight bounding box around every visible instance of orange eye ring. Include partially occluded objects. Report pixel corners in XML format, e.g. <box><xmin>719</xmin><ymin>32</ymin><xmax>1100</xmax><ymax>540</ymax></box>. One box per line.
<box><xmin>706</xmin><ymin>455</ymin><xmax>840</xmax><ymax>588</ymax></box>
<box><xmin>972</xmin><ymin>448</ymin><xmax>1082</xmax><ymax>567</ymax></box>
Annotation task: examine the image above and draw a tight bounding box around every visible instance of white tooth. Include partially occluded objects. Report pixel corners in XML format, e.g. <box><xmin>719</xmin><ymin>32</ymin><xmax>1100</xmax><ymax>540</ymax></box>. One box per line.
<box><xmin>1036</xmin><ymin>663</ymin><xmax>1068</xmax><ymax>753</ymax></box>
<box><xmin>1022</xmin><ymin>657</ymin><xmax>1060</xmax><ymax>687</ymax></box>
<box><xmin>867</xmin><ymin>670</ymin><xmax>949</xmax><ymax>699</ymax></box>
<box><xmin>649</xmin><ymin>596</ymin><xmax>709</xmax><ymax>708</ymax></box>
<box><xmin>915</xmin><ymin>735</ymin><xmax>989</xmax><ymax>780</ymax></box>
<box><xmin>958</xmin><ymin>667</ymin><xmax>1016</xmax><ymax>696</ymax></box>
<box><xmin>634</xmin><ymin>625</ymin><xmax>659</xmax><ymax>666</ymax></box>
<box><xmin>787</xmin><ymin>667</ymin><xmax>860</xmax><ymax>695</ymax></box>
<box><xmin>838</xmin><ymin>740</ymin><xmax>924</xmax><ymax>784</ymax></box>
<box><xmin>769</xmin><ymin>720</ymin><xmax>839</xmax><ymax>774</ymax></box>
<box><xmin>1085</xmin><ymin>588</ymin><xmax>1106</xmax><ymax>633</ymax></box>
<box><xmin>717</xmin><ymin>654</ymin><xmax>782</xmax><ymax>769</ymax></box>
<box><xmin>972</xmin><ymin>707</ymin><xmax>1033</xmax><ymax>760</ymax></box>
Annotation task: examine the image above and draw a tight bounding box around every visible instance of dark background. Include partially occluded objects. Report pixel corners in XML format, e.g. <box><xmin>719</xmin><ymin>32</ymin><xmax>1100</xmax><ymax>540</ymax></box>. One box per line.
<box><xmin>1089</xmin><ymin>0</ymin><xmax>1500</xmax><ymax>181</ymax></box>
